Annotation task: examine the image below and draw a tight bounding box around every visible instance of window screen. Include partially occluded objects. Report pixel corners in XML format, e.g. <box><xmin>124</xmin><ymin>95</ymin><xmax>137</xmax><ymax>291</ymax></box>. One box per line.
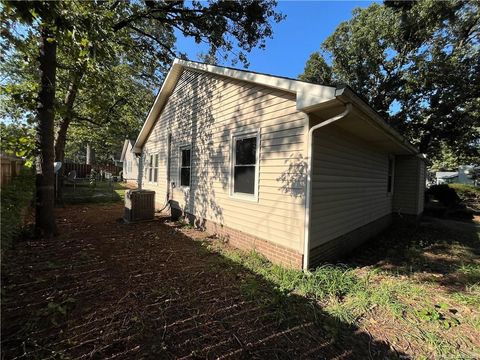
<box><xmin>233</xmin><ymin>135</ymin><xmax>257</xmax><ymax>195</ymax></box>
<box><xmin>180</xmin><ymin>148</ymin><xmax>191</xmax><ymax>187</ymax></box>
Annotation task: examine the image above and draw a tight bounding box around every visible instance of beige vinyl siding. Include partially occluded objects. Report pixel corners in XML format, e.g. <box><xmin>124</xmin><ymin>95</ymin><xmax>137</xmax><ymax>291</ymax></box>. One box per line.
<box><xmin>142</xmin><ymin>69</ymin><xmax>307</xmax><ymax>252</ymax></box>
<box><xmin>122</xmin><ymin>143</ymin><xmax>139</xmax><ymax>182</ymax></box>
<box><xmin>393</xmin><ymin>155</ymin><xmax>425</xmax><ymax>215</ymax></box>
<box><xmin>309</xmin><ymin>125</ymin><xmax>392</xmax><ymax>249</ymax></box>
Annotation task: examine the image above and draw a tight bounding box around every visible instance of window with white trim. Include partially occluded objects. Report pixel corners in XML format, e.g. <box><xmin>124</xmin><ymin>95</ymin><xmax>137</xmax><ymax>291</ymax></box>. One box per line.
<box><xmin>179</xmin><ymin>146</ymin><xmax>191</xmax><ymax>187</ymax></box>
<box><xmin>147</xmin><ymin>154</ymin><xmax>159</xmax><ymax>183</ymax></box>
<box><xmin>231</xmin><ymin>132</ymin><xmax>259</xmax><ymax>197</ymax></box>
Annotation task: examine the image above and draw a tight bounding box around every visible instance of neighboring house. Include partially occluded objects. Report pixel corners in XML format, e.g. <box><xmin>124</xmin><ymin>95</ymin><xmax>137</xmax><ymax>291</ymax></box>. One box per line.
<box><xmin>436</xmin><ymin>165</ymin><xmax>477</xmax><ymax>186</ymax></box>
<box><xmin>133</xmin><ymin>59</ymin><xmax>425</xmax><ymax>270</ymax></box>
<box><xmin>120</xmin><ymin>139</ymin><xmax>139</xmax><ymax>184</ymax></box>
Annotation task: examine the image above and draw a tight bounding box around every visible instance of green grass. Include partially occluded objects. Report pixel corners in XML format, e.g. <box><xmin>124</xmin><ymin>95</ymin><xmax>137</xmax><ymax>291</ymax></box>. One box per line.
<box><xmin>203</xmin><ymin>233</ymin><xmax>480</xmax><ymax>358</ymax></box>
<box><xmin>208</xmin><ymin>244</ymin><xmax>424</xmax><ymax>324</ymax></box>
<box><xmin>63</xmin><ymin>181</ymin><xmax>126</xmax><ymax>204</ymax></box>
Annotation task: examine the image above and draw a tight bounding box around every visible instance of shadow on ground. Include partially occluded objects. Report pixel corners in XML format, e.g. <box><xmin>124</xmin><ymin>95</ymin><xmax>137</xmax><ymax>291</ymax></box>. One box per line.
<box><xmin>2</xmin><ymin>203</ymin><xmax>405</xmax><ymax>359</ymax></box>
<box><xmin>341</xmin><ymin>216</ymin><xmax>480</xmax><ymax>292</ymax></box>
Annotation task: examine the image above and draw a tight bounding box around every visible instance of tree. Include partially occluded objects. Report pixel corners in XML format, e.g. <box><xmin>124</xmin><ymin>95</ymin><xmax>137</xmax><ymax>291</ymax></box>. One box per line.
<box><xmin>1</xmin><ymin>0</ymin><xmax>283</xmax><ymax>234</ymax></box>
<box><xmin>300</xmin><ymin>1</ymin><xmax>480</xmax><ymax>164</ymax></box>
<box><xmin>2</xmin><ymin>1</ymin><xmax>62</xmax><ymax>237</ymax></box>
<box><xmin>298</xmin><ymin>52</ymin><xmax>332</xmax><ymax>84</ymax></box>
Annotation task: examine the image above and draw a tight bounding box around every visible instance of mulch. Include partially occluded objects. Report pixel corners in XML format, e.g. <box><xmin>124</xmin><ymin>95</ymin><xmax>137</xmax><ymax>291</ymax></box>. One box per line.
<box><xmin>1</xmin><ymin>203</ymin><xmax>400</xmax><ymax>359</ymax></box>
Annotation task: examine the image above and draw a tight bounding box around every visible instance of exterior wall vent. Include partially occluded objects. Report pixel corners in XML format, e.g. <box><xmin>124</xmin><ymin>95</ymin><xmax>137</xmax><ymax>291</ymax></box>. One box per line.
<box><xmin>124</xmin><ymin>189</ymin><xmax>155</xmax><ymax>222</ymax></box>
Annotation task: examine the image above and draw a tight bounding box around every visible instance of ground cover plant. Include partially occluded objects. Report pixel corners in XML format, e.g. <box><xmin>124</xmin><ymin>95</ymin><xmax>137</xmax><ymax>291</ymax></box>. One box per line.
<box><xmin>201</xmin><ymin>217</ymin><xmax>480</xmax><ymax>359</ymax></box>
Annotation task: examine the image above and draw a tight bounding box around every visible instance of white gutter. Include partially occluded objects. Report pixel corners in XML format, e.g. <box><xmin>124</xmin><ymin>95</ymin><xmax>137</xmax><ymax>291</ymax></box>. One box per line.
<box><xmin>302</xmin><ymin>103</ymin><xmax>352</xmax><ymax>271</ymax></box>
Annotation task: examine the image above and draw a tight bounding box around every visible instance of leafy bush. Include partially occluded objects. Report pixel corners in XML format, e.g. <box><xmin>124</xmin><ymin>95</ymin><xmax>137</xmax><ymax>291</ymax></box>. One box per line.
<box><xmin>1</xmin><ymin>170</ymin><xmax>34</xmax><ymax>253</ymax></box>
<box><xmin>426</xmin><ymin>184</ymin><xmax>461</xmax><ymax>207</ymax></box>
<box><xmin>449</xmin><ymin>184</ymin><xmax>480</xmax><ymax>210</ymax></box>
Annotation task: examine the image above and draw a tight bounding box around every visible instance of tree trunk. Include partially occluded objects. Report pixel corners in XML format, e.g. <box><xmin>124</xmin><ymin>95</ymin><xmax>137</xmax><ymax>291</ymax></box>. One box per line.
<box><xmin>35</xmin><ymin>26</ymin><xmax>58</xmax><ymax>237</ymax></box>
<box><xmin>54</xmin><ymin>67</ymin><xmax>85</xmax><ymax>202</ymax></box>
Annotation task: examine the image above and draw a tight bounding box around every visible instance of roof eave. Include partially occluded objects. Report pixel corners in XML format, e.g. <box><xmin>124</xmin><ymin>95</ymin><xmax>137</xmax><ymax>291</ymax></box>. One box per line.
<box><xmin>336</xmin><ymin>87</ymin><xmax>419</xmax><ymax>155</ymax></box>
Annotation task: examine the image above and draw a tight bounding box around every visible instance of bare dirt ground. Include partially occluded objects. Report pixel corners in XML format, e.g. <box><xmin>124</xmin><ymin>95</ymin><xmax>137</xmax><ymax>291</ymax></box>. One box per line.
<box><xmin>1</xmin><ymin>203</ymin><xmax>401</xmax><ymax>360</ymax></box>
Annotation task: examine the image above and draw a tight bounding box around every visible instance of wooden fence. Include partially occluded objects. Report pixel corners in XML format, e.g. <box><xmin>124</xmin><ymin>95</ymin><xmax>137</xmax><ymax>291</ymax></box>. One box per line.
<box><xmin>63</xmin><ymin>162</ymin><xmax>122</xmax><ymax>178</ymax></box>
<box><xmin>0</xmin><ymin>153</ymin><xmax>24</xmax><ymax>187</ymax></box>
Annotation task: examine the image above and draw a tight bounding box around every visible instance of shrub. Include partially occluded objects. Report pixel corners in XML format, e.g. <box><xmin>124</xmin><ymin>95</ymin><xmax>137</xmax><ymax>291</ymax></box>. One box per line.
<box><xmin>426</xmin><ymin>184</ymin><xmax>461</xmax><ymax>207</ymax></box>
<box><xmin>1</xmin><ymin>170</ymin><xmax>34</xmax><ymax>253</ymax></box>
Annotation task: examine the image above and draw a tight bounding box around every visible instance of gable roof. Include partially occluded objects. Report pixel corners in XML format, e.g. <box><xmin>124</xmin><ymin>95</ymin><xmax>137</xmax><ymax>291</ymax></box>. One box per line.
<box><xmin>120</xmin><ymin>139</ymin><xmax>134</xmax><ymax>162</ymax></box>
<box><xmin>133</xmin><ymin>59</ymin><xmax>418</xmax><ymax>154</ymax></box>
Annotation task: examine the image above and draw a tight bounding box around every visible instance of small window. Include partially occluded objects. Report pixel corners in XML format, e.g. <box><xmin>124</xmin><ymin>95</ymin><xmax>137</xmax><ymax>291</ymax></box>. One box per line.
<box><xmin>153</xmin><ymin>154</ymin><xmax>159</xmax><ymax>182</ymax></box>
<box><xmin>232</xmin><ymin>132</ymin><xmax>258</xmax><ymax>196</ymax></box>
<box><xmin>387</xmin><ymin>157</ymin><xmax>394</xmax><ymax>193</ymax></box>
<box><xmin>148</xmin><ymin>155</ymin><xmax>153</xmax><ymax>182</ymax></box>
<box><xmin>180</xmin><ymin>147</ymin><xmax>191</xmax><ymax>187</ymax></box>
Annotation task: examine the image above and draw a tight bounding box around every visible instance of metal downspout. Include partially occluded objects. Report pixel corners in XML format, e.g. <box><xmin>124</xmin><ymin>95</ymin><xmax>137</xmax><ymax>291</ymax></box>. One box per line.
<box><xmin>303</xmin><ymin>103</ymin><xmax>352</xmax><ymax>271</ymax></box>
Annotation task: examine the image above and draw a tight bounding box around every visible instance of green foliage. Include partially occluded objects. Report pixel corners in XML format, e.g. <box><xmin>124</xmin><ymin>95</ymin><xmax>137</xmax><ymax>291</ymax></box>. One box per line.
<box><xmin>426</xmin><ymin>184</ymin><xmax>462</xmax><ymax>207</ymax></box>
<box><xmin>300</xmin><ymin>1</ymin><xmax>480</xmax><ymax>164</ymax></box>
<box><xmin>298</xmin><ymin>51</ymin><xmax>332</xmax><ymax>84</ymax></box>
<box><xmin>1</xmin><ymin>0</ymin><xmax>284</xmax><ymax>163</ymax></box>
<box><xmin>0</xmin><ymin>170</ymin><xmax>34</xmax><ymax>253</ymax></box>
<box><xmin>449</xmin><ymin>183</ymin><xmax>480</xmax><ymax>201</ymax></box>
<box><xmin>0</xmin><ymin>121</ymin><xmax>35</xmax><ymax>166</ymax></box>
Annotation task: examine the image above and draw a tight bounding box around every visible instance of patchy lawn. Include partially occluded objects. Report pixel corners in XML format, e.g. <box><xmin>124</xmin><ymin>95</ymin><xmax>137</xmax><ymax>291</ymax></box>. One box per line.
<box><xmin>1</xmin><ymin>202</ymin><xmax>479</xmax><ymax>359</ymax></box>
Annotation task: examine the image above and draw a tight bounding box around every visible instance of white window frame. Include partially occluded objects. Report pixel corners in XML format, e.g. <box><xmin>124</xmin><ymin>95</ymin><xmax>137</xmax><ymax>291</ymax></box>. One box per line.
<box><xmin>179</xmin><ymin>145</ymin><xmax>192</xmax><ymax>189</ymax></box>
<box><xmin>146</xmin><ymin>153</ymin><xmax>159</xmax><ymax>185</ymax></box>
<box><xmin>229</xmin><ymin>129</ymin><xmax>260</xmax><ymax>202</ymax></box>
<box><xmin>387</xmin><ymin>155</ymin><xmax>395</xmax><ymax>195</ymax></box>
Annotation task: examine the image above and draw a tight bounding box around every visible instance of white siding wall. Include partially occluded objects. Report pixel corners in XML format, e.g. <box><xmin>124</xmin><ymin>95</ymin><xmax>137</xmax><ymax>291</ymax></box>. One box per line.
<box><xmin>142</xmin><ymin>69</ymin><xmax>307</xmax><ymax>252</ymax></box>
<box><xmin>309</xmin><ymin>125</ymin><xmax>392</xmax><ymax>249</ymax></box>
<box><xmin>123</xmin><ymin>143</ymin><xmax>139</xmax><ymax>183</ymax></box>
<box><xmin>393</xmin><ymin>155</ymin><xmax>425</xmax><ymax>215</ymax></box>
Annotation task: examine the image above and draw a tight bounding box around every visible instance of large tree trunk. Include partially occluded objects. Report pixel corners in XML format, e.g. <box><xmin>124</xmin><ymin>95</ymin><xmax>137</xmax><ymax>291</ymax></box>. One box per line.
<box><xmin>35</xmin><ymin>26</ymin><xmax>58</xmax><ymax>237</ymax></box>
<box><xmin>54</xmin><ymin>67</ymin><xmax>85</xmax><ymax>202</ymax></box>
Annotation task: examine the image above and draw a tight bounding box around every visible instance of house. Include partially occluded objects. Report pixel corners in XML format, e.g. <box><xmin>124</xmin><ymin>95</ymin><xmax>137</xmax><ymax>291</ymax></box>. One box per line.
<box><xmin>120</xmin><ymin>139</ymin><xmax>139</xmax><ymax>185</ymax></box>
<box><xmin>132</xmin><ymin>59</ymin><xmax>425</xmax><ymax>270</ymax></box>
<box><xmin>436</xmin><ymin>165</ymin><xmax>477</xmax><ymax>186</ymax></box>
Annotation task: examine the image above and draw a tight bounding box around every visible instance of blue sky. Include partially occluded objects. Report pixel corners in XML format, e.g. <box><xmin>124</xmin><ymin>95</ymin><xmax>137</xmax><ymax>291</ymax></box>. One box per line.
<box><xmin>175</xmin><ymin>1</ymin><xmax>376</xmax><ymax>78</ymax></box>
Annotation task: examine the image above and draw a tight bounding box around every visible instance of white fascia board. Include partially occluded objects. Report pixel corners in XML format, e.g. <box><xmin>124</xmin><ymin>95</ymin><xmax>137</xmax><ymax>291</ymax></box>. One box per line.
<box><xmin>120</xmin><ymin>139</ymin><xmax>130</xmax><ymax>162</ymax></box>
<box><xmin>132</xmin><ymin>60</ymin><xmax>183</xmax><ymax>153</ymax></box>
<box><xmin>133</xmin><ymin>59</ymin><xmax>338</xmax><ymax>152</ymax></box>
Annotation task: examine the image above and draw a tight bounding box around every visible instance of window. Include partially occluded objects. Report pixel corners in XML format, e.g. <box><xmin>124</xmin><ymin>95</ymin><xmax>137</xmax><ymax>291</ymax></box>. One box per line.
<box><xmin>231</xmin><ymin>132</ymin><xmax>259</xmax><ymax>197</ymax></box>
<box><xmin>148</xmin><ymin>155</ymin><xmax>153</xmax><ymax>182</ymax></box>
<box><xmin>180</xmin><ymin>147</ymin><xmax>191</xmax><ymax>187</ymax></box>
<box><xmin>387</xmin><ymin>157</ymin><xmax>394</xmax><ymax>193</ymax></box>
<box><xmin>153</xmin><ymin>154</ymin><xmax>159</xmax><ymax>182</ymax></box>
<box><xmin>147</xmin><ymin>154</ymin><xmax>158</xmax><ymax>183</ymax></box>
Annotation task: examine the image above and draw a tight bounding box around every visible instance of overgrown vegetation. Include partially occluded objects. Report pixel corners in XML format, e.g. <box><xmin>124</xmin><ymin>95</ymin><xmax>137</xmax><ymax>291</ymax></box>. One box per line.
<box><xmin>0</xmin><ymin>170</ymin><xmax>34</xmax><ymax>253</ymax></box>
<box><xmin>449</xmin><ymin>183</ymin><xmax>480</xmax><ymax>211</ymax></box>
<box><xmin>202</xmin><ymin>219</ymin><xmax>480</xmax><ymax>359</ymax></box>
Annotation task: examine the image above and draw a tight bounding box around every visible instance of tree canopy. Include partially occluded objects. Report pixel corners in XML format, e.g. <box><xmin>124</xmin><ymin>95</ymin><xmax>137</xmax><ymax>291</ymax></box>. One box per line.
<box><xmin>300</xmin><ymin>0</ymin><xmax>479</xmax><ymax>168</ymax></box>
<box><xmin>1</xmin><ymin>0</ymin><xmax>284</xmax><ymax>163</ymax></box>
